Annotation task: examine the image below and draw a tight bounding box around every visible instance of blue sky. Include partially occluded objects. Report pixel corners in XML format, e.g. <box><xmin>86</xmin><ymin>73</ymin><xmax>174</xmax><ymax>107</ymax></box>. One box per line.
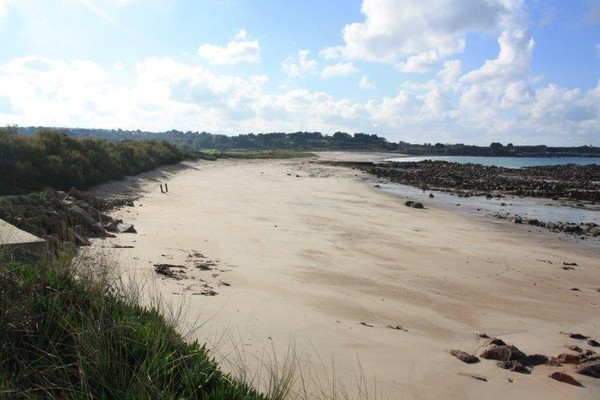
<box><xmin>0</xmin><ymin>0</ymin><xmax>599</xmax><ymax>145</ymax></box>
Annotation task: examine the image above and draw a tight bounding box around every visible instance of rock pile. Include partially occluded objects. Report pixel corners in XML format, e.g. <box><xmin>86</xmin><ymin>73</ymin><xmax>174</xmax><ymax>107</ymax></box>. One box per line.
<box><xmin>327</xmin><ymin>161</ymin><xmax>600</xmax><ymax>203</ymax></box>
<box><xmin>450</xmin><ymin>333</ymin><xmax>600</xmax><ymax>387</ymax></box>
<box><xmin>0</xmin><ymin>187</ymin><xmax>136</xmax><ymax>246</ymax></box>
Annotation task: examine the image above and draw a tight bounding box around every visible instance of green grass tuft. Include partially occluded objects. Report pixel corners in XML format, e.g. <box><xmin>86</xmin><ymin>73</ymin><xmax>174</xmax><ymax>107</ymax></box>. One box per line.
<box><xmin>0</xmin><ymin>249</ymin><xmax>266</xmax><ymax>399</ymax></box>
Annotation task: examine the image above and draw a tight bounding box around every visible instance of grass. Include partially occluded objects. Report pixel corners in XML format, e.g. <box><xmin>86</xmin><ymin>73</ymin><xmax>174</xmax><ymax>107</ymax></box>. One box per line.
<box><xmin>0</xmin><ymin>247</ymin><xmax>267</xmax><ymax>399</ymax></box>
<box><xmin>186</xmin><ymin>149</ymin><xmax>315</xmax><ymax>161</ymax></box>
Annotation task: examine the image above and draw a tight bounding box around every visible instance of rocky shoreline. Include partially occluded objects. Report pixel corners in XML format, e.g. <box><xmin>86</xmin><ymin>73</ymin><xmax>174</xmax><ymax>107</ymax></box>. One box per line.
<box><xmin>326</xmin><ymin>160</ymin><xmax>600</xmax><ymax>203</ymax></box>
<box><xmin>0</xmin><ymin>188</ymin><xmax>137</xmax><ymax>247</ymax></box>
<box><xmin>327</xmin><ymin>160</ymin><xmax>600</xmax><ymax>239</ymax></box>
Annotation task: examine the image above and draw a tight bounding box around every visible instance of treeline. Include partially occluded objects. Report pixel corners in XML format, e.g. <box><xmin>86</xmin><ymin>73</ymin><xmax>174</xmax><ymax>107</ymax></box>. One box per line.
<box><xmin>1</xmin><ymin>127</ymin><xmax>184</xmax><ymax>195</ymax></box>
<box><xmin>398</xmin><ymin>142</ymin><xmax>600</xmax><ymax>157</ymax></box>
<box><xmin>17</xmin><ymin>127</ymin><xmax>396</xmax><ymax>151</ymax></box>
<box><xmin>14</xmin><ymin>126</ymin><xmax>600</xmax><ymax>157</ymax></box>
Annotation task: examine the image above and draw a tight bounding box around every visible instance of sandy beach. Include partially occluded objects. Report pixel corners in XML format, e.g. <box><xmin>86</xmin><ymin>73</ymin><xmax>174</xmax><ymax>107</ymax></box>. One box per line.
<box><xmin>88</xmin><ymin>154</ymin><xmax>600</xmax><ymax>399</ymax></box>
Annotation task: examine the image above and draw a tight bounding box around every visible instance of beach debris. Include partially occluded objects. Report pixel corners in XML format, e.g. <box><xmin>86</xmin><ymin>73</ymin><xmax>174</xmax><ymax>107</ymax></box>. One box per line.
<box><xmin>154</xmin><ymin>264</ymin><xmax>186</xmax><ymax>280</ymax></box>
<box><xmin>576</xmin><ymin>360</ymin><xmax>600</xmax><ymax>378</ymax></box>
<box><xmin>562</xmin><ymin>266</ymin><xmax>576</xmax><ymax>270</ymax></box>
<box><xmin>549</xmin><ymin>372</ymin><xmax>584</xmax><ymax>387</ymax></box>
<box><xmin>359</xmin><ymin>322</ymin><xmax>374</xmax><ymax>328</ymax></box>
<box><xmin>571</xmin><ymin>288</ymin><xmax>581</xmax><ymax>291</ymax></box>
<box><xmin>458</xmin><ymin>373</ymin><xmax>487</xmax><ymax>382</ymax></box>
<box><xmin>193</xmin><ymin>289</ymin><xmax>218</xmax><ymax>296</ymax></box>
<box><xmin>588</xmin><ymin>339</ymin><xmax>600</xmax><ymax>347</ymax></box>
<box><xmin>478</xmin><ymin>344</ymin><xmax>526</xmax><ymax>361</ymax></box>
<box><xmin>386</xmin><ymin>324</ymin><xmax>407</xmax><ymax>331</ymax></box>
<box><xmin>112</xmin><ymin>244</ymin><xmax>134</xmax><ymax>249</ymax></box>
<box><xmin>449</xmin><ymin>350</ymin><xmax>480</xmax><ymax>364</ymax></box>
<box><xmin>477</xmin><ymin>332</ymin><xmax>490</xmax><ymax>339</ymax></box>
<box><xmin>563</xmin><ymin>262</ymin><xmax>579</xmax><ymax>266</ymax></box>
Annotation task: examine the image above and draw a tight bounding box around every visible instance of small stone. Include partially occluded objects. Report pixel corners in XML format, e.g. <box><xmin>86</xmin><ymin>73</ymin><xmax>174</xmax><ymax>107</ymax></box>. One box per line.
<box><xmin>411</xmin><ymin>202</ymin><xmax>424</xmax><ymax>209</ymax></box>
<box><xmin>497</xmin><ymin>360</ymin><xmax>530</xmax><ymax>374</ymax></box>
<box><xmin>588</xmin><ymin>339</ymin><xmax>600</xmax><ymax>347</ymax></box>
<box><xmin>450</xmin><ymin>350</ymin><xmax>480</xmax><ymax>364</ymax></box>
<box><xmin>404</xmin><ymin>200</ymin><xmax>414</xmax><ymax>207</ymax></box>
<box><xmin>549</xmin><ymin>372</ymin><xmax>583</xmax><ymax>387</ymax></box>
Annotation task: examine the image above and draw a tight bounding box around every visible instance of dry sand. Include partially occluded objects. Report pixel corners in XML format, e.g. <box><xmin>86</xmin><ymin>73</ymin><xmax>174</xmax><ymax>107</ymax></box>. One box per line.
<box><xmin>88</xmin><ymin>154</ymin><xmax>600</xmax><ymax>399</ymax></box>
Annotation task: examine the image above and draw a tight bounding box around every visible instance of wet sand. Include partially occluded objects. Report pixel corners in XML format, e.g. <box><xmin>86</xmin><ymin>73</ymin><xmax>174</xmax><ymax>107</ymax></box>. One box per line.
<box><xmin>88</xmin><ymin>155</ymin><xmax>600</xmax><ymax>399</ymax></box>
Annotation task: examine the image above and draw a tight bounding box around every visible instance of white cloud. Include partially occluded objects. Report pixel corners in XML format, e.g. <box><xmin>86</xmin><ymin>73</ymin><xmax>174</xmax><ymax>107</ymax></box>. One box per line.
<box><xmin>321</xmin><ymin>62</ymin><xmax>358</xmax><ymax>78</ymax></box>
<box><xmin>281</xmin><ymin>50</ymin><xmax>318</xmax><ymax>78</ymax></box>
<box><xmin>198</xmin><ymin>29</ymin><xmax>260</xmax><ymax>65</ymax></box>
<box><xmin>359</xmin><ymin>75</ymin><xmax>376</xmax><ymax>89</ymax></box>
<box><xmin>319</xmin><ymin>46</ymin><xmax>344</xmax><ymax>60</ymax></box>
<box><xmin>0</xmin><ymin>53</ymin><xmax>599</xmax><ymax>146</ymax></box>
<box><xmin>396</xmin><ymin>50</ymin><xmax>440</xmax><ymax>73</ymax></box>
<box><xmin>326</xmin><ymin>0</ymin><xmax>510</xmax><ymax>63</ymax></box>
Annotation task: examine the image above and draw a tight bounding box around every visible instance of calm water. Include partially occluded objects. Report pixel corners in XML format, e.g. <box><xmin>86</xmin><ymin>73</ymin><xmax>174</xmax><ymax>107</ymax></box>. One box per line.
<box><xmin>385</xmin><ymin>156</ymin><xmax>600</xmax><ymax>168</ymax></box>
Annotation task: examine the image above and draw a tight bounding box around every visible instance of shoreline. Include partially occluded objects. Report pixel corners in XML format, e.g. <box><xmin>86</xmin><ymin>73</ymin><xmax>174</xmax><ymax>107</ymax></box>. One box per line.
<box><xmin>88</xmin><ymin>155</ymin><xmax>600</xmax><ymax>399</ymax></box>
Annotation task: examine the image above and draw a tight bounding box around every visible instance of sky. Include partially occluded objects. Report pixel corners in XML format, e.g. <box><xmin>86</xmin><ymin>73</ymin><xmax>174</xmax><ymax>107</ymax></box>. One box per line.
<box><xmin>0</xmin><ymin>0</ymin><xmax>599</xmax><ymax>145</ymax></box>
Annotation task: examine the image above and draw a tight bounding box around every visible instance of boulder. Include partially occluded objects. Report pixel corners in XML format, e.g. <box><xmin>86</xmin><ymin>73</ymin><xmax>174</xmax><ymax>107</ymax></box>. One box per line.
<box><xmin>449</xmin><ymin>350</ymin><xmax>479</xmax><ymax>364</ymax></box>
<box><xmin>553</xmin><ymin>353</ymin><xmax>582</xmax><ymax>365</ymax></box>
<box><xmin>576</xmin><ymin>360</ymin><xmax>600</xmax><ymax>378</ymax></box>
<box><xmin>485</xmin><ymin>338</ymin><xmax>506</xmax><ymax>346</ymax></box>
<box><xmin>549</xmin><ymin>372</ymin><xmax>583</xmax><ymax>387</ymax></box>
<box><xmin>411</xmin><ymin>202</ymin><xmax>424</xmax><ymax>209</ymax></box>
<box><xmin>404</xmin><ymin>200</ymin><xmax>414</xmax><ymax>207</ymax></box>
<box><xmin>478</xmin><ymin>345</ymin><xmax>526</xmax><ymax>361</ymax></box>
<box><xmin>120</xmin><ymin>224</ymin><xmax>137</xmax><ymax>234</ymax></box>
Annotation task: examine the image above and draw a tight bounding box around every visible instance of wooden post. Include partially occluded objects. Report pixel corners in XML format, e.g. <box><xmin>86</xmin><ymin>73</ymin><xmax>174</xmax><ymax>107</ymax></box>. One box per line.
<box><xmin>160</xmin><ymin>184</ymin><xmax>164</xmax><ymax>193</ymax></box>
<box><xmin>165</xmin><ymin>183</ymin><xmax>169</xmax><ymax>193</ymax></box>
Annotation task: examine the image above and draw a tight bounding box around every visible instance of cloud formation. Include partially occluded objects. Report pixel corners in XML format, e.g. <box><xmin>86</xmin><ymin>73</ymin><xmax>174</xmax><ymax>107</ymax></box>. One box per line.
<box><xmin>198</xmin><ymin>29</ymin><xmax>260</xmax><ymax>65</ymax></box>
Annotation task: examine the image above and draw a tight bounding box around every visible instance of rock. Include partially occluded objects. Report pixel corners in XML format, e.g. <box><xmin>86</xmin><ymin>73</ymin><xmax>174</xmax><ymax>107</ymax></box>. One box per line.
<box><xmin>485</xmin><ymin>337</ymin><xmax>506</xmax><ymax>346</ymax></box>
<box><xmin>404</xmin><ymin>200</ymin><xmax>414</xmax><ymax>207</ymax></box>
<box><xmin>477</xmin><ymin>332</ymin><xmax>490</xmax><ymax>339</ymax></box>
<box><xmin>568</xmin><ymin>333</ymin><xmax>589</xmax><ymax>340</ymax></box>
<box><xmin>576</xmin><ymin>360</ymin><xmax>600</xmax><ymax>378</ymax></box>
<box><xmin>68</xmin><ymin>205</ymin><xmax>103</xmax><ymax>233</ymax></box>
<box><xmin>553</xmin><ymin>353</ymin><xmax>581</xmax><ymax>364</ymax></box>
<box><xmin>120</xmin><ymin>224</ymin><xmax>137</xmax><ymax>234</ymax></box>
<box><xmin>511</xmin><ymin>217</ymin><xmax>522</xmax><ymax>224</ymax></box>
<box><xmin>549</xmin><ymin>372</ymin><xmax>583</xmax><ymax>387</ymax></box>
<box><xmin>521</xmin><ymin>354</ymin><xmax>549</xmax><ymax>366</ymax></box>
<box><xmin>449</xmin><ymin>350</ymin><xmax>480</xmax><ymax>364</ymax></box>
<box><xmin>67</xmin><ymin>228</ymin><xmax>91</xmax><ymax>246</ymax></box>
<box><xmin>588</xmin><ymin>339</ymin><xmax>600</xmax><ymax>347</ymax></box>
<box><xmin>565</xmin><ymin>345</ymin><xmax>583</xmax><ymax>353</ymax></box>
<box><xmin>590</xmin><ymin>227</ymin><xmax>600</xmax><ymax>237</ymax></box>
<box><xmin>429</xmin><ymin>193</ymin><xmax>435</xmax><ymax>198</ymax></box>
<box><xmin>411</xmin><ymin>202</ymin><xmax>424</xmax><ymax>209</ymax></box>
<box><xmin>527</xmin><ymin>219</ymin><xmax>540</xmax><ymax>226</ymax></box>
<box><xmin>478</xmin><ymin>345</ymin><xmax>526</xmax><ymax>361</ymax></box>
<box><xmin>104</xmin><ymin>221</ymin><xmax>120</xmax><ymax>233</ymax></box>
<box><xmin>497</xmin><ymin>360</ymin><xmax>530</xmax><ymax>374</ymax></box>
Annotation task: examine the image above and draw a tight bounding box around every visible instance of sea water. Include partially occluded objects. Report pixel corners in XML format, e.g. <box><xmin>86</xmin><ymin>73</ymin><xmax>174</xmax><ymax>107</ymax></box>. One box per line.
<box><xmin>385</xmin><ymin>156</ymin><xmax>600</xmax><ymax>168</ymax></box>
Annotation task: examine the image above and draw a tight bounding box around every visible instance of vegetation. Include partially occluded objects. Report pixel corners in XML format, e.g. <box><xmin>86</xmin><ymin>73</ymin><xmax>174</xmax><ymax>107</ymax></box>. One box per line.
<box><xmin>0</xmin><ymin>248</ymin><xmax>267</xmax><ymax>399</ymax></box>
<box><xmin>15</xmin><ymin>126</ymin><xmax>600</xmax><ymax>157</ymax></box>
<box><xmin>188</xmin><ymin>149</ymin><xmax>315</xmax><ymax>160</ymax></box>
<box><xmin>0</xmin><ymin>127</ymin><xmax>184</xmax><ymax>195</ymax></box>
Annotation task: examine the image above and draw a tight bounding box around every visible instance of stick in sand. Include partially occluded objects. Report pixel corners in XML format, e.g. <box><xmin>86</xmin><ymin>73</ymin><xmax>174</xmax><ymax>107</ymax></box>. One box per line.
<box><xmin>165</xmin><ymin>183</ymin><xmax>169</xmax><ymax>193</ymax></box>
<box><xmin>160</xmin><ymin>184</ymin><xmax>164</xmax><ymax>193</ymax></box>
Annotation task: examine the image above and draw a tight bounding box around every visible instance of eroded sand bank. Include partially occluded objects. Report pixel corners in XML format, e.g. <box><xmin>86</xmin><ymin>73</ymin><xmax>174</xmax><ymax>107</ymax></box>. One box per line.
<box><xmin>88</xmin><ymin>155</ymin><xmax>600</xmax><ymax>399</ymax></box>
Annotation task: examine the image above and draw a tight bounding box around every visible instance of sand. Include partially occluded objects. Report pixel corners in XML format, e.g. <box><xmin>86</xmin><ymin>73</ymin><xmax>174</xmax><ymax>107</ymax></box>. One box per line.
<box><xmin>88</xmin><ymin>154</ymin><xmax>600</xmax><ymax>399</ymax></box>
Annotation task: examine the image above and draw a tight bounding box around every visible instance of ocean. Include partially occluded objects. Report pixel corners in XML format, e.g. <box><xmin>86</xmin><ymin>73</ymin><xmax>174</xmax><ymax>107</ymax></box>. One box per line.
<box><xmin>385</xmin><ymin>156</ymin><xmax>600</xmax><ymax>168</ymax></box>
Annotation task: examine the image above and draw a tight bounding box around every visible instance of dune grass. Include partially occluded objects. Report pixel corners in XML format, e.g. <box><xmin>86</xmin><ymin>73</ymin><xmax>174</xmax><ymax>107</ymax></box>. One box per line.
<box><xmin>187</xmin><ymin>149</ymin><xmax>315</xmax><ymax>161</ymax></box>
<box><xmin>0</xmin><ymin>248</ymin><xmax>267</xmax><ymax>399</ymax></box>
